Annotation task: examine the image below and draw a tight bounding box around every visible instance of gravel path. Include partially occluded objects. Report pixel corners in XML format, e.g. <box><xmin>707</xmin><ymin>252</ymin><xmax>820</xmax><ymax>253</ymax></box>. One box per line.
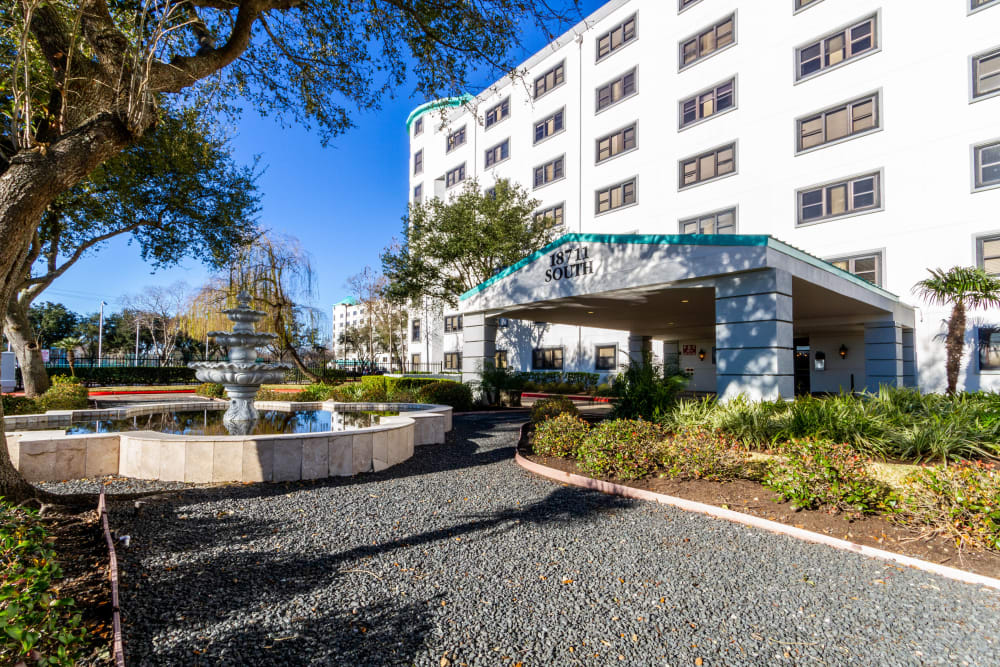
<box><xmin>94</xmin><ymin>413</ymin><xmax>998</xmax><ymax>665</ymax></box>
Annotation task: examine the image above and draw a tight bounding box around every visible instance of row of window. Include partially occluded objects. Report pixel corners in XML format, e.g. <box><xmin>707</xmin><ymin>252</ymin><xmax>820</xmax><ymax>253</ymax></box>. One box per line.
<box><xmin>439</xmin><ymin>346</ymin><xmax>620</xmax><ymax>372</ymax></box>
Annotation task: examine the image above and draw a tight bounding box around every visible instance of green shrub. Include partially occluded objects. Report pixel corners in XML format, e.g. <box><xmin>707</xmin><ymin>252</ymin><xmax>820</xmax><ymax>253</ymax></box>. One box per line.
<box><xmin>1</xmin><ymin>500</ymin><xmax>89</xmax><ymax>665</ymax></box>
<box><xmin>35</xmin><ymin>376</ymin><xmax>88</xmax><ymax>411</ymax></box>
<box><xmin>902</xmin><ymin>461</ymin><xmax>1000</xmax><ymax>550</ymax></box>
<box><xmin>361</xmin><ymin>375</ymin><xmax>443</xmax><ymax>397</ymax></box>
<box><xmin>295</xmin><ymin>383</ymin><xmax>338</xmax><ymax>402</ymax></box>
<box><xmin>521</xmin><ymin>380</ymin><xmax>539</xmax><ymax>392</ymax></box>
<box><xmin>195</xmin><ymin>382</ymin><xmax>225</xmax><ymax>398</ymax></box>
<box><xmin>762</xmin><ymin>439</ymin><xmax>897</xmax><ymax>514</ymax></box>
<box><xmin>255</xmin><ymin>387</ymin><xmax>294</xmax><ymax>401</ymax></box>
<box><xmin>529</xmin><ymin>396</ymin><xmax>579</xmax><ymax>424</ymax></box>
<box><xmin>659</xmin><ymin>428</ymin><xmax>751</xmax><ymax>481</ymax></box>
<box><xmin>611</xmin><ymin>353</ymin><xmax>687</xmax><ymax>421</ymax></box>
<box><xmin>594</xmin><ymin>383</ymin><xmax>616</xmax><ymax>398</ymax></box>
<box><xmin>419</xmin><ymin>381</ymin><xmax>473</xmax><ymax>411</ymax></box>
<box><xmin>564</xmin><ymin>372</ymin><xmax>599</xmax><ymax>391</ymax></box>
<box><xmin>319</xmin><ymin>368</ymin><xmax>348</xmax><ymax>384</ymax></box>
<box><xmin>532</xmin><ymin>413</ymin><xmax>591</xmax><ymax>458</ymax></box>
<box><xmin>49</xmin><ymin>365</ymin><xmax>197</xmax><ymax>386</ymax></box>
<box><xmin>2</xmin><ymin>394</ymin><xmax>39</xmax><ymax>416</ymax></box>
<box><xmin>576</xmin><ymin>419</ymin><xmax>666</xmax><ymax>480</ymax></box>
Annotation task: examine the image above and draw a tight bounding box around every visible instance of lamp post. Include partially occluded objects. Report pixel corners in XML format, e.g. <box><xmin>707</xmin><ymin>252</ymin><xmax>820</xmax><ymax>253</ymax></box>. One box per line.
<box><xmin>97</xmin><ymin>301</ymin><xmax>107</xmax><ymax>367</ymax></box>
<box><xmin>134</xmin><ymin>319</ymin><xmax>140</xmax><ymax>363</ymax></box>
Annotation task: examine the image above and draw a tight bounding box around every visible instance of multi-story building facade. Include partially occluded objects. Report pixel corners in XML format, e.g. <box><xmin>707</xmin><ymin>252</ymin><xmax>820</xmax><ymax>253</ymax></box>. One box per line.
<box><xmin>331</xmin><ymin>298</ymin><xmax>374</xmax><ymax>363</ymax></box>
<box><xmin>406</xmin><ymin>0</ymin><xmax>1000</xmax><ymax>395</ymax></box>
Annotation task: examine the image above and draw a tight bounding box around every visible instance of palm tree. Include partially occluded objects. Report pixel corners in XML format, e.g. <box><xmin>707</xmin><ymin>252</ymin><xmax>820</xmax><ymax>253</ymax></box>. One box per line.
<box><xmin>52</xmin><ymin>337</ymin><xmax>85</xmax><ymax>377</ymax></box>
<box><xmin>914</xmin><ymin>267</ymin><xmax>1000</xmax><ymax>395</ymax></box>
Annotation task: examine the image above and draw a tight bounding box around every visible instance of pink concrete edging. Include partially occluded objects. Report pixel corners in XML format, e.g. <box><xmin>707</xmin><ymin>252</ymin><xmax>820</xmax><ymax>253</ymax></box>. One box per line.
<box><xmin>514</xmin><ymin>450</ymin><xmax>1000</xmax><ymax>592</ymax></box>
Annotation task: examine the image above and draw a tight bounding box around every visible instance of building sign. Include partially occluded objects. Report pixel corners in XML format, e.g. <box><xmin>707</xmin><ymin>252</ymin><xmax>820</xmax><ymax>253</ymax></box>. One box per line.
<box><xmin>682</xmin><ymin>345</ymin><xmax>697</xmax><ymax>356</ymax></box>
<box><xmin>545</xmin><ymin>246</ymin><xmax>594</xmax><ymax>283</ymax></box>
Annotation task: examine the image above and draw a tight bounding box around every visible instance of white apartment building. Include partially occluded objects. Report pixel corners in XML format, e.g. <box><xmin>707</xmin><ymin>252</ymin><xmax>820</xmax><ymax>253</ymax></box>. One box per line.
<box><xmin>405</xmin><ymin>0</ymin><xmax>1000</xmax><ymax>398</ymax></box>
<box><xmin>331</xmin><ymin>298</ymin><xmax>376</xmax><ymax>363</ymax></box>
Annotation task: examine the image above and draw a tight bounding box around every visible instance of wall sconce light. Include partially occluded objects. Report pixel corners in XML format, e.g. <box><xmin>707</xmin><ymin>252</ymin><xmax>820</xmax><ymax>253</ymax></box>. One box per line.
<box><xmin>814</xmin><ymin>350</ymin><xmax>826</xmax><ymax>371</ymax></box>
<box><xmin>698</xmin><ymin>349</ymin><xmax>706</xmax><ymax>361</ymax></box>
<box><xmin>839</xmin><ymin>344</ymin><xmax>848</xmax><ymax>360</ymax></box>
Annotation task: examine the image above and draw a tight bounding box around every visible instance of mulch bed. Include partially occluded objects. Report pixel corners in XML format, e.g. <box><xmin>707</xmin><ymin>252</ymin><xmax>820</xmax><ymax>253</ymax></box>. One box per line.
<box><xmin>518</xmin><ymin>443</ymin><xmax>1000</xmax><ymax>581</ymax></box>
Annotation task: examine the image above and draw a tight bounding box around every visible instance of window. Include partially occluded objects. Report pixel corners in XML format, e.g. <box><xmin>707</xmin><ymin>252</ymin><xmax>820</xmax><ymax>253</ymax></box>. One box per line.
<box><xmin>534</xmin><ymin>156</ymin><xmax>565</xmax><ymax>188</ymax></box>
<box><xmin>413</xmin><ymin>149</ymin><xmax>423</xmax><ymax>175</ymax></box>
<box><xmin>679</xmin><ymin>143</ymin><xmax>736</xmax><ymax>188</ymax></box>
<box><xmin>446</xmin><ymin>126</ymin><xmax>467</xmax><ymax>153</ymax></box>
<box><xmin>444</xmin><ymin>315</ymin><xmax>463</xmax><ymax>333</ymax></box>
<box><xmin>679</xmin><ymin>0</ymin><xmax>703</xmax><ymax>11</ymax></box>
<box><xmin>979</xmin><ymin>328</ymin><xmax>1000</xmax><ymax>371</ymax></box>
<box><xmin>679</xmin><ymin>14</ymin><xmax>735</xmax><ymax>69</ymax></box>
<box><xmin>829</xmin><ymin>252</ymin><xmax>882</xmax><ymax>286</ymax></box>
<box><xmin>977</xmin><ymin>235</ymin><xmax>1000</xmax><ymax>275</ymax></box>
<box><xmin>596</xmin><ymin>68</ymin><xmax>637</xmax><ymax>112</ymax></box>
<box><xmin>413</xmin><ymin>184</ymin><xmax>422</xmax><ymax>204</ymax></box>
<box><xmin>972</xmin><ymin>0</ymin><xmax>1000</xmax><ymax>12</ymax></box>
<box><xmin>973</xmin><ymin>48</ymin><xmax>1000</xmax><ymax>99</ymax></box>
<box><xmin>485</xmin><ymin>98</ymin><xmax>510</xmax><ymax>128</ymax></box>
<box><xmin>797</xmin><ymin>15</ymin><xmax>877</xmax><ymax>81</ymax></box>
<box><xmin>534</xmin><ymin>61</ymin><xmax>565</xmax><ymax>99</ymax></box>
<box><xmin>484</xmin><ymin>139</ymin><xmax>510</xmax><ymax>168</ymax></box>
<box><xmin>534</xmin><ymin>203</ymin><xmax>565</xmax><ymax>228</ymax></box>
<box><xmin>797</xmin><ymin>172</ymin><xmax>880</xmax><ymax>224</ymax></box>
<box><xmin>797</xmin><ymin>93</ymin><xmax>878</xmax><ymax>152</ymax></box>
<box><xmin>411</xmin><ymin>353</ymin><xmax>422</xmax><ymax>366</ymax></box>
<box><xmin>413</xmin><ymin>117</ymin><xmax>423</xmax><ymax>136</ymax></box>
<box><xmin>444</xmin><ymin>352</ymin><xmax>462</xmax><ymax>371</ymax></box>
<box><xmin>680</xmin><ymin>207</ymin><xmax>736</xmax><ymax>234</ymax></box>
<box><xmin>974</xmin><ymin>140</ymin><xmax>1000</xmax><ymax>190</ymax></box>
<box><xmin>596</xmin><ymin>178</ymin><xmax>637</xmax><ymax>214</ymax></box>
<box><xmin>679</xmin><ymin>78</ymin><xmax>735</xmax><ymax>129</ymax></box>
<box><xmin>596</xmin><ymin>14</ymin><xmax>637</xmax><ymax>61</ymax></box>
<box><xmin>795</xmin><ymin>0</ymin><xmax>823</xmax><ymax>11</ymax></box>
<box><xmin>596</xmin><ymin>345</ymin><xmax>617</xmax><ymax>371</ymax></box>
<box><xmin>596</xmin><ymin>123</ymin><xmax>637</xmax><ymax>163</ymax></box>
<box><xmin>445</xmin><ymin>163</ymin><xmax>466</xmax><ymax>189</ymax></box>
<box><xmin>411</xmin><ymin>319</ymin><xmax>421</xmax><ymax>342</ymax></box>
<box><xmin>533</xmin><ymin>348</ymin><xmax>564</xmax><ymax>370</ymax></box>
<box><xmin>485</xmin><ymin>186</ymin><xmax>497</xmax><ymax>199</ymax></box>
<box><xmin>534</xmin><ymin>108</ymin><xmax>565</xmax><ymax>144</ymax></box>
<box><xmin>495</xmin><ymin>350</ymin><xmax>508</xmax><ymax>370</ymax></box>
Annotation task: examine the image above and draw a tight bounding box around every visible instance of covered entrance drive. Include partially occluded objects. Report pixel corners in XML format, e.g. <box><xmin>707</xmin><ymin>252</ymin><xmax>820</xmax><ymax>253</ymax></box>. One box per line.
<box><xmin>458</xmin><ymin>234</ymin><xmax>917</xmax><ymax>401</ymax></box>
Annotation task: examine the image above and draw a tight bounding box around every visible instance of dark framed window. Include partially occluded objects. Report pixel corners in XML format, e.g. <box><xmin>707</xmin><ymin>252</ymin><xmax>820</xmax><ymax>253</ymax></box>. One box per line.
<box><xmin>679</xmin><ymin>78</ymin><xmax>735</xmax><ymax>129</ymax></box>
<box><xmin>485</xmin><ymin>98</ymin><xmax>510</xmax><ymax>128</ymax></box>
<box><xmin>679</xmin><ymin>143</ymin><xmax>736</xmax><ymax>189</ymax></box>
<box><xmin>596</xmin><ymin>14</ymin><xmax>637</xmax><ymax>61</ymax></box>
<box><xmin>411</xmin><ymin>353</ymin><xmax>422</xmax><ymax>366</ymax></box>
<box><xmin>495</xmin><ymin>350</ymin><xmax>508</xmax><ymax>369</ymax></box>
<box><xmin>979</xmin><ymin>328</ymin><xmax>1000</xmax><ymax>371</ymax></box>
<box><xmin>596</xmin><ymin>123</ymin><xmax>637</xmax><ymax>164</ymax></box>
<box><xmin>797</xmin><ymin>92</ymin><xmax>878</xmax><ymax>152</ymax></box>
<box><xmin>534</xmin><ymin>108</ymin><xmax>565</xmax><ymax>144</ymax></box>
<box><xmin>413</xmin><ymin>183</ymin><xmax>422</xmax><ymax>204</ymax></box>
<box><xmin>445</xmin><ymin>163</ymin><xmax>466</xmax><ymax>189</ymax></box>
<box><xmin>974</xmin><ymin>140</ymin><xmax>1000</xmax><ymax>190</ymax></box>
<box><xmin>444</xmin><ymin>315</ymin><xmax>463</xmax><ymax>333</ymax></box>
<box><xmin>446</xmin><ymin>126</ymin><xmax>467</xmax><ymax>153</ymax></box>
<box><xmin>596</xmin><ymin>68</ymin><xmax>637</xmax><ymax>112</ymax></box>
<box><xmin>413</xmin><ymin>117</ymin><xmax>424</xmax><ymax>136</ymax></box>
<box><xmin>485</xmin><ymin>186</ymin><xmax>497</xmax><ymax>199</ymax></box>
<box><xmin>596</xmin><ymin>345</ymin><xmax>617</xmax><ymax>371</ymax></box>
<box><xmin>534</xmin><ymin>203</ymin><xmax>565</xmax><ymax>228</ymax></box>
<box><xmin>484</xmin><ymin>139</ymin><xmax>510</xmax><ymax>168</ymax></box>
<box><xmin>413</xmin><ymin>149</ymin><xmax>423</xmax><ymax>175</ymax></box>
<box><xmin>797</xmin><ymin>172</ymin><xmax>880</xmax><ymax>224</ymax></box>
<box><xmin>680</xmin><ymin>207</ymin><xmax>736</xmax><ymax>234</ymax></box>
<box><xmin>533</xmin><ymin>347</ymin><xmax>564</xmax><ymax>370</ymax></box>
<box><xmin>972</xmin><ymin>0</ymin><xmax>1000</xmax><ymax>10</ymax></box>
<box><xmin>411</xmin><ymin>319</ymin><xmax>421</xmax><ymax>342</ymax></box>
<box><xmin>534</xmin><ymin>156</ymin><xmax>565</xmax><ymax>188</ymax></box>
<box><xmin>795</xmin><ymin>0</ymin><xmax>823</xmax><ymax>11</ymax></box>
<box><xmin>977</xmin><ymin>235</ymin><xmax>1000</xmax><ymax>275</ymax></box>
<box><xmin>444</xmin><ymin>352</ymin><xmax>462</xmax><ymax>371</ymax></box>
<box><xmin>679</xmin><ymin>0</ymin><xmax>703</xmax><ymax>11</ymax></box>
<box><xmin>679</xmin><ymin>14</ymin><xmax>735</xmax><ymax>70</ymax></box>
<box><xmin>534</xmin><ymin>61</ymin><xmax>566</xmax><ymax>99</ymax></box>
<box><xmin>797</xmin><ymin>15</ymin><xmax>877</xmax><ymax>81</ymax></box>
<box><xmin>596</xmin><ymin>178</ymin><xmax>637</xmax><ymax>214</ymax></box>
<box><xmin>829</xmin><ymin>252</ymin><xmax>882</xmax><ymax>286</ymax></box>
<box><xmin>974</xmin><ymin>47</ymin><xmax>1000</xmax><ymax>99</ymax></box>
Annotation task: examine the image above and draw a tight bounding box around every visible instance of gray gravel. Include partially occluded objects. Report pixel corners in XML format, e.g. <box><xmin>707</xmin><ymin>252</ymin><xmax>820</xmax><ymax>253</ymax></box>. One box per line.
<box><xmin>82</xmin><ymin>413</ymin><xmax>999</xmax><ymax>665</ymax></box>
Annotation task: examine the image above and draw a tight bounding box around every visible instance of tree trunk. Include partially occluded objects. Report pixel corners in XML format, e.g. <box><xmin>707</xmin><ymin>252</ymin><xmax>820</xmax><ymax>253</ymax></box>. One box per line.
<box><xmin>4</xmin><ymin>300</ymin><xmax>51</xmax><ymax>397</ymax></box>
<box><xmin>945</xmin><ymin>302</ymin><xmax>966</xmax><ymax>396</ymax></box>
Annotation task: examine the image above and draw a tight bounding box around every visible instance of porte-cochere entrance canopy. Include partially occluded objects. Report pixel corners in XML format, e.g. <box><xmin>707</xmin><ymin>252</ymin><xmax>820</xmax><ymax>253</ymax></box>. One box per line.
<box><xmin>458</xmin><ymin>234</ymin><xmax>916</xmax><ymax>400</ymax></box>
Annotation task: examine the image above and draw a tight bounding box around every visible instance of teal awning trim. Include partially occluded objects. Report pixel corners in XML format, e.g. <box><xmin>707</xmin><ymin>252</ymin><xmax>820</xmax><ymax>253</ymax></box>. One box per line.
<box><xmin>406</xmin><ymin>95</ymin><xmax>474</xmax><ymax>132</ymax></box>
<box><xmin>458</xmin><ymin>233</ymin><xmax>899</xmax><ymax>301</ymax></box>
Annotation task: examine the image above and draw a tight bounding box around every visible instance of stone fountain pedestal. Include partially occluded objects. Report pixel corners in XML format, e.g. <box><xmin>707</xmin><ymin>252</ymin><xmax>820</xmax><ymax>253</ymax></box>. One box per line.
<box><xmin>189</xmin><ymin>292</ymin><xmax>290</xmax><ymax>435</ymax></box>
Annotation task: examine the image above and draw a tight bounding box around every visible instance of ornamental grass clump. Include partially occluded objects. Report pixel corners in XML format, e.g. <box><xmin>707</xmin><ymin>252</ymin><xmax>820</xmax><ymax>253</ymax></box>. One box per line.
<box><xmin>532</xmin><ymin>413</ymin><xmax>591</xmax><ymax>458</ymax></box>
<box><xmin>658</xmin><ymin>427</ymin><xmax>752</xmax><ymax>482</ymax></box>
<box><xmin>762</xmin><ymin>438</ymin><xmax>898</xmax><ymax>514</ymax></box>
<box><xmin>576</xmin><ymin>419</ymin><xmax>666</xmax><ymax>480</ymax></box>
<box><xmin>902</xmin><ymin>461</ymin><xmax>1000</xmax><ymax>551</ymax></box>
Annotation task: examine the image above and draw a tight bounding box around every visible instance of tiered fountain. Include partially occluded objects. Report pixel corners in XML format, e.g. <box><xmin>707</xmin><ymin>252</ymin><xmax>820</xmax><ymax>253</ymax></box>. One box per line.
<box><xmin>189</xmin><ymin>292</ymin><xmax>290</xmax><ymax>435</ymax></box>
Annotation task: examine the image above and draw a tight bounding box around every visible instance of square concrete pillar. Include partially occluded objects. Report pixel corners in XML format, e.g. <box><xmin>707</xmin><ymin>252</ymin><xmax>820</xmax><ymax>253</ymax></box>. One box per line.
<box><xmin>865</xmin><ymin>320</ymin><xmax>904</xmax><ymax>391</ymax></box>
<box><xmin>902</xmin><ymin>327</ymin><xmax>917</xmax><ymax>388</ymax></box>
<box><xmin>714</xmin><ymin>269</ymin><xmax>794</xmax><ymax>401</ymax></box>
<box><xmin>627</xmin><ymin>334</ymin><xmax>652</xmax><ymax>365</ymax></box>
<box><xmin>461</xmin><ymin>312</ymin><xmax>497</xmax><ymax>385</ymax></box>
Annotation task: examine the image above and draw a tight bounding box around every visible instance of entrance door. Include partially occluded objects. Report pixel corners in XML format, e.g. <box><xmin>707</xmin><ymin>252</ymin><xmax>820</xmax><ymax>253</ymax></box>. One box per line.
<box><xmin>794</xmin><ymin>337</ymin><xmax>811</xmax><ymax>396</ymax></box>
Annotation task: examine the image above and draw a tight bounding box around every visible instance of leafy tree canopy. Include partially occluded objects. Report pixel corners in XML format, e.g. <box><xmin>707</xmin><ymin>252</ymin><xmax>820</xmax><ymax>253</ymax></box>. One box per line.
<box><xmin>27</xmin><ymin>302</ymin><xmax>78</xmax><ymax>348</ymax></box>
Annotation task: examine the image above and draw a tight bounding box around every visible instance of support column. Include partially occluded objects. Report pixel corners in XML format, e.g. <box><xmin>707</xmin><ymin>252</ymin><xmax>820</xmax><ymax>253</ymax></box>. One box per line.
<box><xmin>902</xmin><ymin>327</ymin><xmax>917</xmax><ymax>388</ymax></box>
<box><xmin>461</xmin><ymin>312</ymin><xmax>496</xmax><ymax>385</ymax></box>
<box><xmin>714</xmin><ymin>269</ymin><xmax>794</xmax><ymax>401</ymax></box>
<box><xmin>865</xmin><ymin>320</ymin><xmax>904</xmax><ymax>391</ymax></box>
<box><xmin>662</xmin><ymin>341</ymin><xmax>680</xmax><ymax>375</ymax></box>
<box><xmin>626</xmin><ymin>334</ymin><xmax>652</xmax><ymax>365</ymax></box>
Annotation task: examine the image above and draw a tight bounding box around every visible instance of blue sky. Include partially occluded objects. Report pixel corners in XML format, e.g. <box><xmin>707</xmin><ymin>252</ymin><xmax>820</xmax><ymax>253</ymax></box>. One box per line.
<box><xmin>49</xmin><ymin>1</ymin><xmax>608</xmax><ymax>327</ymax></box>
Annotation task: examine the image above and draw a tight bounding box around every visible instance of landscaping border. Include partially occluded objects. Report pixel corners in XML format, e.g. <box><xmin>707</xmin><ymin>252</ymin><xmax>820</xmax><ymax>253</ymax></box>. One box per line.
<box><xmin>97</xmin><ymin>490</ymin><xmax>126</xmax><ymax>667</ymax></box>
<box><xmin>514</xmin><ymin>423</ymin><xmax>1000</xmax><ymax>592</ymax></box>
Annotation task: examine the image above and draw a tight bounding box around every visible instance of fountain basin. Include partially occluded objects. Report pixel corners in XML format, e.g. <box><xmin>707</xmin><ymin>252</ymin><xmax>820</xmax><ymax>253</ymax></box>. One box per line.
<box><xmin>4</xmin><ymin>400</ymin><xmax>452</xmax><ymax>483</ymax></box>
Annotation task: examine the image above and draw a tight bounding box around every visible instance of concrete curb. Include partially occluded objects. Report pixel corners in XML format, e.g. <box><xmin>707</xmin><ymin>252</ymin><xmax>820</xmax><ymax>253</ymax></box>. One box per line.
<box><xmin>513</xmin><ymin>448</ymin><xmax>1000</xmax><ymax>592</ymax></box>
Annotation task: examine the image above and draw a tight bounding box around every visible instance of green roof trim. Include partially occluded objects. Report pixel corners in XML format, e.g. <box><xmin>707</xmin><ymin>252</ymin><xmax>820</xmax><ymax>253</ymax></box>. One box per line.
<box><xmin>458</xmin><ymin>233</ymin><xmax>899</xmax><ymax>302</ymax></box>
<box><xmin>406</xmin><ymin>95</ymin><xmax>474</xmax><ymax>132</ymax></box>
<box><xmin>335</xmin><ymin>296</ymin><xmax>359</xmax><ymax>306</ymax></box>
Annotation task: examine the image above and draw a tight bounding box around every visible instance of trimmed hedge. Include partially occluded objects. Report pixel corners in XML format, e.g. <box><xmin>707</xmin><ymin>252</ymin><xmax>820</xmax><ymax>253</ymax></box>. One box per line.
<box><xmin>418</xmin><ymin>381</ymin><xmax>473</xmax><ymax>411</ymax></box>
<box><xmin>49</xmin><ymin>366</ymin><xmax>197</xmax><ymax>386</ymax></box>
<box><xmin>361</xmin><ymin>375</ymin><xmax>452</xmax><ymax>395</ymax></box>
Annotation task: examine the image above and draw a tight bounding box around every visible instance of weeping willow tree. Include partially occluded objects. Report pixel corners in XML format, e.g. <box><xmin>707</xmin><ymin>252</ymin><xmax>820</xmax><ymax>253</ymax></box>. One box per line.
<box><xmin>187</xmin><ymin>232</ymin><xmax>324</xmax><ymax>382</ymax></box>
